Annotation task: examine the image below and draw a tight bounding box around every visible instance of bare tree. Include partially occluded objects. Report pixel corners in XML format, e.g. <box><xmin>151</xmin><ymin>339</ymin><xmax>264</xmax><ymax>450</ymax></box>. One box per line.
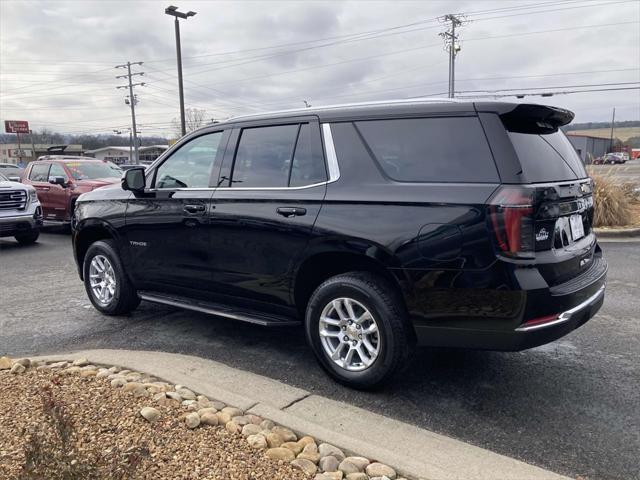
<box><xmin>172</xmin><ymin>108</ymin><xmax>208</xmax><ymax>138</ymax></box>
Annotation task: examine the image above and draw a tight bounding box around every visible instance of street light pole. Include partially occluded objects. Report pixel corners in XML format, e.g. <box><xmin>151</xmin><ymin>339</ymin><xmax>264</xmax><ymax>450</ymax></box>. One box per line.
<box><xmin>165</xmin><ymin>5</ymin><xmax>197</xmax><ymax>137</ymax></box>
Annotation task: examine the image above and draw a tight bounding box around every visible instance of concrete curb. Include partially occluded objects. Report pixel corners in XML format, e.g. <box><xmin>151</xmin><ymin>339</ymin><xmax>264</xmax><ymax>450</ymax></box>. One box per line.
<box><xmin>595</xmin><ymin>226</ymin><xmax>640</xmax><ymax>238</ymax></box>
<box><xmin>32</xmin><ymin>349</ymin><xmax>570</xmax><ymax>480</ymax></box>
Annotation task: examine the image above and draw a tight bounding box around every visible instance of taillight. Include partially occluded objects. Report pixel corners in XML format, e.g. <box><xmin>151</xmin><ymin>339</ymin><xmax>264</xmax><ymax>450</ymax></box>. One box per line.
<box><xmin>488</xmin><ymin>186</ymin><xmax>535</xmax><ymax>259</ymax></box>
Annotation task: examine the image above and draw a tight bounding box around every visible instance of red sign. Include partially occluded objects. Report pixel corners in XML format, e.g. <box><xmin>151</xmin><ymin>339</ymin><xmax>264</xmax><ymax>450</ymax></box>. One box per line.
<box><xmin>4</xmin><ymin>120</ymin><xmax>29</xmax><ymax>134</ymax></box>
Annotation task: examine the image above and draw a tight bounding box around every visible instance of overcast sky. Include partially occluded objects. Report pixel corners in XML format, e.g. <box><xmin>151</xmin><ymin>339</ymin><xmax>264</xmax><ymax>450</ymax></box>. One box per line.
<box><xmin>1</xmin><ymin>0</ymin><xmax>639</xmax><ymax>138</ymax></box>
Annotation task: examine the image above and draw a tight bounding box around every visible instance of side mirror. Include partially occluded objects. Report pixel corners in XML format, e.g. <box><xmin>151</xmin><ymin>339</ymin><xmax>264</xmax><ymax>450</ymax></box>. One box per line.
<box><xmin>122</xmin><ymin>167</ymin><xmax>145</xmax><ymax>192</ymax></box>
<box><xmin>49</xmin><ymin>176</ymin><xmax>67</xmax><ymax>186</ymax></box>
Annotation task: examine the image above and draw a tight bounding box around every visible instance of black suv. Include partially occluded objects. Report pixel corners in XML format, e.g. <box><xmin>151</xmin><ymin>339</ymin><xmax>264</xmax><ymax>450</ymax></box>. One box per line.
<box><xmin>72</xmin><ymin>100</ymin><xmax>607</xmax><ymax>388</ymax></box>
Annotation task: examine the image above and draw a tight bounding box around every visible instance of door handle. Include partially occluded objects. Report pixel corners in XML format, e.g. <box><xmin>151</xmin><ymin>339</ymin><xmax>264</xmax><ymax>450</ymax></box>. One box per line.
<box><xmin>277</xmin><ymin>207</ymin><xmax>306</xmax><ymax>218</ymax></box>
<box><xmin>184</xmin><ymin>204</ymin><xmax>206</xmax><ymax>214</ymax></box>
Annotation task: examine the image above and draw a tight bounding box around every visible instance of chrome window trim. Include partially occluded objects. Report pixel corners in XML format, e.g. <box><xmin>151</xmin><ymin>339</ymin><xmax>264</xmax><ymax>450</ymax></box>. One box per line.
<box><xmin>147</xmin><ymin>123</ymin><xmax>341</xmax><ymax>193</ymax></box>
<box><xmin>322</xmin><ymin>123</ymin><xmax>340</xmax><ymax>183</ymax></box>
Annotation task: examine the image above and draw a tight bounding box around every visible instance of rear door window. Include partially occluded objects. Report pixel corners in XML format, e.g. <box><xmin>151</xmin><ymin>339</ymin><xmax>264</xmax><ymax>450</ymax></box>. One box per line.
<box><xmin>289</xmin><ymin>123</ymin><xmax>327</xmax><ymax>187</ymax></box>
<box><xmin>231</xmin><ymin>124</ymin><xmax>298</xmax><ymax>188</ymax></box>
<box><xmin>508</xmin><ymin>131</ymin><xmax>587</xmax><ymax>182</ymax></box>
<box><xmin>29</xmin><ymin>163</ymin><xmax>50</xmax><ymax>182</ymax></box>
<box><xmin>355</xmin><ymin>117</ymin><xmax>499</xmax><ymax>183</ymax></box>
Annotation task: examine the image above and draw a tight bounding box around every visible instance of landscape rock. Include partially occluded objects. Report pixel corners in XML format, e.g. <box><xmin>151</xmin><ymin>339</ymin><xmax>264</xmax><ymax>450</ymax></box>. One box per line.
<box><xmin>266</xmin><ymin>432</ymin><xmax>284</xmax><ymax>448</ymax></box>
<box><xmin>265</xmin><ymin>447</ymin><xmax>296</xmax><ymax>462</ymax></box>
<box><xmin>221</xmin><ymin>406</ymin><xmax>243</xmax><ymax>418</ymax></box>
<box><xmin>292</xmin><ymin>458</ymin><xmax>318</xmax><ymax>475</ymax></box>
<box><xmin>298</xmin><ymin>436</ymin><xmax>316</xmax><ymax>448</ymax></box>
<box><xmin>365</xmin><ymin>462</ymin><xmax>396</xmax><ymax>479</ymax></box>
<box><xmin>110</xmin><ymin>378</ymin><xmax>127</xmax><ymax>388</ymax></box>
<box><xmin>298</xmin><ymin>451</ymin><xmax>321</xmax><ymax>464</ymax></box>
<box><xmin>260</xmin><ymin>419</ymin><xmax>275</xmax><ymax>430</ymax></box>
<box><xmin>48</xmin><ymin>361</ymin><xmax>68</xmax><ymax>369</ymax></box>
<box><xmin>96</xmin><ymin>369</ymin><xmax>111</xmax><ymax>378</ymax></box>
<box><xmin>15</xmin><ymin>358</ymin><xmax>31</xmax><ymax>367</ymax></box>
<box><xmin>225</xmin><ymin>421</ymin><xmax>240</xmax><ymax>434</ymax></box>
<box><xmin>200</xmin><ymin>412</ymin><xmax>219</xmax><ymax>426</ymax></box>
<box><xmin>122</xmin><ymin>382</ymin><xmax>143</xmax><ymax>393</ymax></box>
<box><xmin>319</xmin><ymin>455</ymin><xmax>340</xmax><ymax>472</ymax></box>
<box><xmin>0</xmin><ymin>357</ymin><xmax>13</xmax><ymax>370</ymax></box>
<box><xmin>345</xmin><ymin>474</ymin><xmax>368</xmax><ymax>480</ymax></box>
<box><xmin>272</xmin><ymin>426</ymin><xmax>297</xmax><ymax>442</ymax></box>
<box><xmin>72</xmin><ymin>358</ymin><xmax>89</xmax><ymax>367</ymax></box>
<box><xmin>211</xmin><ymin>400</ymin><xmax>226</xmax><ymax>410</ymax></box>
<box><xmin>282</xmin><ymin>441</ymin><xmax>303</xmax><ymax>455</ymax></box>
<box><xmin>176</xmin><ymin>387</ymin><xmax>196</xmax><ymax>400</ymax></box>
<box><xmin>247</xmin><ymin>434</ymin><xmax>268</xmax><ymax>449</ymax></box>
<box><xmin>185</xmin><ymin>412</ymin><xmax>200</xmax><ymax>429</ymax></box>
<box><xmin>319</xmin><ymin>443</ymin><xmax>345</xmax><ymax>462</ymax></box>
<box><xmin>315</xmin><ymin>472</ymin><xmax>344</xmax><ymax>480</ymax></box>
<box><xmin>80</xmin><ymin>369</ymin><xmax>98</xmax><ymax>377</ymax></box>
<box><xmin>166</xmin><ymin>391</ymin><xmax>183</xmax><ymax>402</ymax></box>
<box><xmin>247</xmin><ymin>414</ymin><xmax>263</xmax><ymax>425</ymax></box>
<box><xmin>10</xmin><ymin>363</ymin><xmax>25</xmax><ymax>374</ymax></box>
<box><xmin>343</xmin><ymin>457</ymin><xmax>369</xmax><ymax>471</ymax></box>
<box><xmin>232</xmin><ymin>415</ymin><xmax>251</xmax><ymax>426</ymax></box>
<box><xmin>338</xmin><ymin>460</ymin><xmax>361</xmax><ymax>475</ymax></box>
<box><xmin>132</xmin><ymin>386</ymin><xmax>150</xmax><ymax>398</ymax></box>
<box><xmin>139</xmin><ymin>406</ymin><xmax>161</xmax><ymax>423</ymax></box>
<box><xmin>241</xmin><ymin>424</ymin><xmax>262</xmax><ymax>437</ymax></box>
<box><xmin>197</xmin><ymin>407</ymin><xmax>217</xmax><ymax>417</ymax></box>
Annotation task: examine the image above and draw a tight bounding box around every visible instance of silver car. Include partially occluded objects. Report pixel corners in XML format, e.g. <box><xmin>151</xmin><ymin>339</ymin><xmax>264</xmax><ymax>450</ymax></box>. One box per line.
<box><xmin>0</xmin><ymin>172</ymin><xmax>43</xmax><ymax>244</ymax></box>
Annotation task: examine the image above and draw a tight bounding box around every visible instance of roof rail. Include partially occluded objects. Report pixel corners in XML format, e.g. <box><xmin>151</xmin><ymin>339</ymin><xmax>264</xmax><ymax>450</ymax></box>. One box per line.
<box><xmin>227</xmin><ymin>97</ymin><xmax>462</xmax><ymax>121</ymax></box>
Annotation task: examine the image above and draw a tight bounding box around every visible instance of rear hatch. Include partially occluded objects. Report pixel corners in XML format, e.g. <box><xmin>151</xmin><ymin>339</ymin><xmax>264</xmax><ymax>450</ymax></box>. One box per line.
<box><xmin>486</xmin><ymin>104</ymin><xmax>598</xmax><ymax>287</ymax></box>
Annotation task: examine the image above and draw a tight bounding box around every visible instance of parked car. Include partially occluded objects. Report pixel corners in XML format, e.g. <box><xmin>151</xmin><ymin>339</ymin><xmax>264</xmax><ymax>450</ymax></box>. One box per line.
<box><xmin>0</xmin><ymin>172</ymin><xmax>43</xmax><ymax>244</ymax></box>
<box><xmin>72</xmin><ymin>100</ymin><xmax>607</xmax><ymax>388</ymax></box>
<box><xmin>0</xmin><ymin>163</ymin><xmax>24</xmax><ymax>182</ymax></box>
<box><xmin>21</xmin><ymin>156</ymin><xmax>121</xmax><ymax>224</ymax></box>
<box><xmin>604</xmin><ymin>153</ymin><xmax>626</xmax><ymax>164</ymax></box>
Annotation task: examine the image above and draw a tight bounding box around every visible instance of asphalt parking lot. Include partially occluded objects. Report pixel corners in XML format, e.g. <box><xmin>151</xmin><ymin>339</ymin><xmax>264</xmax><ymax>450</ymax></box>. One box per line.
<box><xmin>588</xmin><ymin>159</ymin><xmax>640</xmax><ymax>185</ymax></box>
<box><xmin>1</xmin><ymin>231</ymin><xmax>638</xmax><ymax>480</ymax></box>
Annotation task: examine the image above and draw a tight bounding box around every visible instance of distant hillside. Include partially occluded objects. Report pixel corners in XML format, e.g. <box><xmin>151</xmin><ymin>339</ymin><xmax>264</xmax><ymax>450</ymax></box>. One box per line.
<box><xmin>565</xmin><ymin>120</ymin><xmax>640</xmax><ymax>131</ymax></box>
<box><xmin>566</xmin><ymin>127</ymin><xmax>640</xmax><ymax>142</ymax></box>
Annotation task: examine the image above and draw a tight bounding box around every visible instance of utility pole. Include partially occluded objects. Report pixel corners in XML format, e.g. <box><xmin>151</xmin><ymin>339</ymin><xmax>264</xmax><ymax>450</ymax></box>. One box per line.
<box><xmin>29</xmin><ymin>129</ymin><xmax>36</xmax><ymax>163</ymax></box>
<box><xmin>439</xmin><ymin>14</ymin><xmax>465</xmax><ymax>98</ymax></box>
<box><xmin>116</xmin><ymin>61</ymin><xmax>145</xmax><ymax>164</ymax></box>
<box><xmin>165</xmin><ymin>6</ymin><xmax>197</xmax><ymax>137</ymax></box>
<box><xmin>609</xmin><ymin>107</ymin><xmax>616</xmax><ymax>153</ymax></box>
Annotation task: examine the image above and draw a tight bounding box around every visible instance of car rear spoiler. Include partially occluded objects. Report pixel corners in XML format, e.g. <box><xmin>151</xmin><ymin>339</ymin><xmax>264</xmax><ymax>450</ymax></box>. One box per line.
<box><xmin>476</xmin><ymin>103</ymin><xmax>575</xmax><ymax>134</ymax></box>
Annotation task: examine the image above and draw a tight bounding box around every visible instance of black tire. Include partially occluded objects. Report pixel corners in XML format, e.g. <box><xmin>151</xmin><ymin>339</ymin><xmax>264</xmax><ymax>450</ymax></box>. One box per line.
<box><xmin>83</xmin><ymin>239</ymin><xmax>140</xmax><ymax>315</ymax></box>
<box><xmin>305</xmin><ymin>272</ymin><xmax>414</xmax><ymax>389</ymax></box>
<box><xmin>15</xmin><ymin>230</ymin><xmax>39</xmax><ymax>244</ymax></box>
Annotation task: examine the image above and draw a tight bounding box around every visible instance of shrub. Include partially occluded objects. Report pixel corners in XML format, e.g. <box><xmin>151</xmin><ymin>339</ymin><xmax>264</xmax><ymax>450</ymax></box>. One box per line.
<box><xmin>19</xmin><ymin>383</ymin><xmax>149</xmax><ymax>480</ymax></box>
<box><xmin>590</xmin><ymin>174</ymin><xmax>633</xmax><ymax>227</ymax></box>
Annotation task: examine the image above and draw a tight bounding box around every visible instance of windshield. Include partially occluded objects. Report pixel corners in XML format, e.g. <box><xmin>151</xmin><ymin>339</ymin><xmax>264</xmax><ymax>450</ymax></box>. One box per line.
<box><xmin>65</xmin><ymin>162</ymin><xmax>122</xmax><ymax>180</ymax></box>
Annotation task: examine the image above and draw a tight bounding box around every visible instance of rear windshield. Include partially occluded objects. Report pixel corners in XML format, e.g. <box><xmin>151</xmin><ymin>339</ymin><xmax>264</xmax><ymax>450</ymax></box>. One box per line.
<box><xmin>355</xmin><ymin>117</ymin><xmax>499</xmax><ymax>183</ymax></box>
<box><xmin>508</xmin><ymin>130</ymin><xmax>587</xmax><ymax>182</ymax></box>
<box><xmin>65</xmin><ymin>162</ymin><xmax>122</xmax><ymax>180</ymax></box>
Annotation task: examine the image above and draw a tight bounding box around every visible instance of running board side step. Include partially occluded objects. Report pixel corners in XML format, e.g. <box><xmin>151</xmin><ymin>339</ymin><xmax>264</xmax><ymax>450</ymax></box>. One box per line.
<box><xmin>138</xmin><ymin>292</ymin><xmax>301</xmax><ymax>327</ymax></box>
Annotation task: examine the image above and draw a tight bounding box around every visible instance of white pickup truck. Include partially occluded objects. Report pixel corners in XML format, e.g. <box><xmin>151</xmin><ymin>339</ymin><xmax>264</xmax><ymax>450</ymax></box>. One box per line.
<box><xmin>0</xmin><ymin>172</ymin><xmax>43</xmax><ymax>244</ymax></box>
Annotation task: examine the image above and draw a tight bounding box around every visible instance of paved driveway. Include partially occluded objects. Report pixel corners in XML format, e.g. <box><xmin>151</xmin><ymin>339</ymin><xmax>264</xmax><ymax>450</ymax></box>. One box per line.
<box><xmin>1</xmin><ymin>231</ymin><xmax>638</xmax><ymax>480</ymax></box>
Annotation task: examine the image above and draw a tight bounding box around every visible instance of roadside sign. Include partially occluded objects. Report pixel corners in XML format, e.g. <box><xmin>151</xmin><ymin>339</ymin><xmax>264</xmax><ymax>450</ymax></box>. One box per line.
<box><xmin>4</xmin><ymin>120</ymin><xmax>30</xmax><ymax>134</ymax></box>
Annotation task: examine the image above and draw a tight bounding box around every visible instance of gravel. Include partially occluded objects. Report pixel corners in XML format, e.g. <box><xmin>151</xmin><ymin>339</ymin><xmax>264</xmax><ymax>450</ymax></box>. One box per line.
<box><xmin>0</xmin><ymin>368</ymin><xmax>308</xmax><ymax>479</ymax></box>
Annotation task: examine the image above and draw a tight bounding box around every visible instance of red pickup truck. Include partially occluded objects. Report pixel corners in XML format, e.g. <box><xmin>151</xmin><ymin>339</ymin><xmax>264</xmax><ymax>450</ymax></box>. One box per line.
<box><xmin>21</xmin><ymin>156</ymin><xmax>122</xmax><ymax>223</ymax></box>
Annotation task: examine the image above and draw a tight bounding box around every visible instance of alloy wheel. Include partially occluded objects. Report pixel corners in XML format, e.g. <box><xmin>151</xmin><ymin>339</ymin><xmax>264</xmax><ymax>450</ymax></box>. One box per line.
<box><xmin>318</xmin><ymin>297</ymin><xmax>380</xmax><ymax>372</ymax></box>
<box><xmin>89</xmin><ymin>254</ymin><xmax>116</xmax><ymax>306</ymax></box>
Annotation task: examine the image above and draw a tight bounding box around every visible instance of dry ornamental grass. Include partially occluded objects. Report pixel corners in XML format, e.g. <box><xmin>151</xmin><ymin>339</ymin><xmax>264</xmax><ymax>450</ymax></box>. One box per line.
<box><xmin>590</xmin><ymin>174</ymin><xmax>637</xmax><ymax>228</ymax></box>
